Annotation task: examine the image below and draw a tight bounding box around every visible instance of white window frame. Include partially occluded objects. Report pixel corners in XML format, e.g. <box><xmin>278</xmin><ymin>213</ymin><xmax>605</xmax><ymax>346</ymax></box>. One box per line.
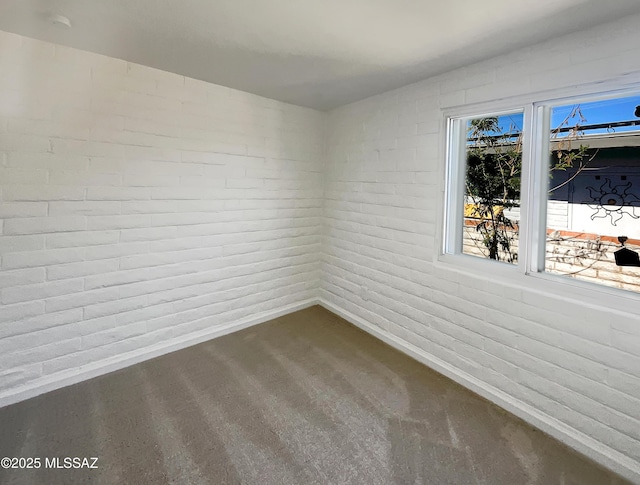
<box><xmin>442</xmin><ymin>103</ymin><xmax>533</xmax><ymax>276</ymax></box>
<box><xmin>439</xmin><ymin>82</ymin><xmax>640</xmax><ymax>312</ymax></box>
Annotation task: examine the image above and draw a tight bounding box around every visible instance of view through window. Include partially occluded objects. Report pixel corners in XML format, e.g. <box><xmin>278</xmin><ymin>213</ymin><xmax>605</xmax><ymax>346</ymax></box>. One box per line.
<box><xmin>545</xmin><ymin>95</ymin><xmax>640</xmax><ymax>292</ymax></box>
<box><xmin>451</xmin><ymin>92</ymin><xmax>640</xmax><ymax>295</ymax></box>
<box><xmin>462</xmin><ymin>111</ymin><xmax>523</xmax><ymax>264</ymax></box>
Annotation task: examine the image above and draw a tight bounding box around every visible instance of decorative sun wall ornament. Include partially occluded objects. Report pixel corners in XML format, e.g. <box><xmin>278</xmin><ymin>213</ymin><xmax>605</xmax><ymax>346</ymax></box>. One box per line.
<box><xmin>585</xmin><ymin>178</ymin><xmax>640</xmax><ymax>226</ymax></box>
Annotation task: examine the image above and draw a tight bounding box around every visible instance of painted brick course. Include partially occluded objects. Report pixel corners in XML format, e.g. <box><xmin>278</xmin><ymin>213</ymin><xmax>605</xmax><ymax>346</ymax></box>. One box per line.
<box><xmin>2</xmin><ymin>13</ymin><xmax>640</xmax><ymax>482</ymax></box>
<box><xmin>0</xmin><ymin>30</ymin><xmax>323</xmax><ymax>391</ymax></box>
<box><xmin>321</xmin><ymin>13</ymin><xmax>640</xmax><ymax>479</ymax></box>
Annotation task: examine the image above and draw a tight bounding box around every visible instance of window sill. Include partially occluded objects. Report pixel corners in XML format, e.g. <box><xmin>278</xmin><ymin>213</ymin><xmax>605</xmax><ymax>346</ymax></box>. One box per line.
<box><xmin>436</xmin><ymin>252</ymin><xmax>640</xmax><ymax>317</ymax></box>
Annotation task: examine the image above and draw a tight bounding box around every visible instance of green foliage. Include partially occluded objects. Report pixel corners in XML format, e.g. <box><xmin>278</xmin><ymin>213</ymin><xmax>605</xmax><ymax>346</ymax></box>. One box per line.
<box><xmin>465</xmin><ymin>116</ymin><xmax>522</xmax><ymax>263</ymax></box>
<box><xmin>465</xmin><ymin>108</ymin><xmax>591</xmax><ymax>263</ymax></box>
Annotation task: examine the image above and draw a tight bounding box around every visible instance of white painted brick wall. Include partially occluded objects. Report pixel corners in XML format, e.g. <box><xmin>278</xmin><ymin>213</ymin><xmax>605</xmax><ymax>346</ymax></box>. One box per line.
<box><xmin>3</xmin><ymin>14</ymin><xmax>640</xmax><ymax>481</ymax></box>
<box><xmin>0</xmin><ymin>30</ymin><xmax>324</xmax><ymax>390</ymax></box>
<box><xmin>321</xmin><ymin>13</ymin><xmax>640</xmax><ymax>478</ymax></box>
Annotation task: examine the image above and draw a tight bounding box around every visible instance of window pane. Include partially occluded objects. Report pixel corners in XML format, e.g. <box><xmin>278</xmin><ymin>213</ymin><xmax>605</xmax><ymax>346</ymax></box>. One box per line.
<box><xmin>546</xmin><ymin>95</ymin><xmax>640</xmax><ymax>293</ymax></box>
<box><xmin>462</xmin><ymin>111</ymin><xmax>523</xmax><ymax>264</ymax></box>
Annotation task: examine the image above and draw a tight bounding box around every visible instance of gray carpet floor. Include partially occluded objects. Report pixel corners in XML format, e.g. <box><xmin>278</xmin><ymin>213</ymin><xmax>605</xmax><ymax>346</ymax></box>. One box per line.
<box><xmin>0</xmin><ymin>305</ymin><xmax>632</xmax><ymax>484</ymax></box>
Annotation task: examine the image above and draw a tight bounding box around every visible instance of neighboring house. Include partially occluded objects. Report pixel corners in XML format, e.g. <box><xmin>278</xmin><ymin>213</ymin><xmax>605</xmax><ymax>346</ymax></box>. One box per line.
<box><xmin>464</xmin><ymin>129</ymin><xmax>640</xmax><ymax>291</ymax></box>
<box><xmin>548</xmin><ymin>132</ymin><xmax>640</xmax><ymax>240</ymax></box>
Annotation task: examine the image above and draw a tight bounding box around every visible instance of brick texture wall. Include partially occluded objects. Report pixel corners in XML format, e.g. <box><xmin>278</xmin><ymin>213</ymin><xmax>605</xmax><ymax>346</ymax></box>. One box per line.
<box><xmin>3</xmin><ymin>13</ymin><xmax>640</xmax><ymax>482</ymax></box>
<box><xmin>0</xmin><ymin>30</ymin><xmax>324</xmax><ymax>394</ymax></box>
<box><xmin>321</xmin><ymin>13</ymin><xmax>640</xmax><ymax>480</ymax></box>
<box><xmin>463</xmin><ymin>227</ymin><xmax>640</xmax><ymax>293</ymax></box>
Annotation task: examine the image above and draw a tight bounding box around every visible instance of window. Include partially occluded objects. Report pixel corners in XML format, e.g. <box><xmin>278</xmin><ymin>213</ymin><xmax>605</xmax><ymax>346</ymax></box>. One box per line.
<box><xmin>445</xmin><ymin>91</ymin><xmax>640</xmax><ymax>295</ymax></box>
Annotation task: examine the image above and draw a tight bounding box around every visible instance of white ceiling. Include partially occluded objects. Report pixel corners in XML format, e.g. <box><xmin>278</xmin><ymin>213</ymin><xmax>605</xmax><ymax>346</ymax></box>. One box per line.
<box><xmin>1</xmin><ymin>0</ymin><xmax>639</xmax><ymax>110</ymax></box>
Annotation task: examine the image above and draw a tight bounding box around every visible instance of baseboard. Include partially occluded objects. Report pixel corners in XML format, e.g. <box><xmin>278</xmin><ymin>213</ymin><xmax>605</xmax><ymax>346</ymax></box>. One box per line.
<box><xmin>0</xmin><ymin>298</ymin><xmax>319</xmax><ymax>409</ymax></box>
<box><xmin>3</xmin><ymin>296</ymin><xmax>638</xmax><ymax>482</ymax></box>
<box><xmin>319</xmin><ymin>298</ymin><xmax>640</xmax><ymax>485</ymax></box>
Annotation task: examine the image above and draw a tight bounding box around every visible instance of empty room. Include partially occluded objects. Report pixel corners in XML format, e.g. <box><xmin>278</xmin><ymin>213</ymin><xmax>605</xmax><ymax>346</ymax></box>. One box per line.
<box><xmin>1</xmin><ymin>0</ymin><xmax>640</xmax><ymax>483</ymax></box>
